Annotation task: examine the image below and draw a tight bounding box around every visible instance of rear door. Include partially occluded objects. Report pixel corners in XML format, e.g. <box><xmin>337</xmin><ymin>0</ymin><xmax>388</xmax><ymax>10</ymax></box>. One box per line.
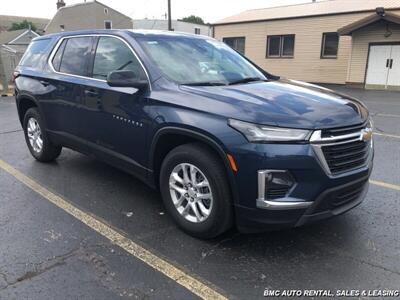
<box><xmin>46</xmin><ymin>36</ymin><xmax>95</xmax><ymax>142</ymax></box>
<box><xmin>80</xmin><ymin>35</ymin><xmax>150</xmax><ymax>176</ymax></box>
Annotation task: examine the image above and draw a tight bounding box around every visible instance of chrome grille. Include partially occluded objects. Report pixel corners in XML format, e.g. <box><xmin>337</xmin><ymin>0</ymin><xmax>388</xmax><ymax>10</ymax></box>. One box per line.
<box><xmin>310</xmin><ymin>122</ymin><xmax>373</xmax><ymax>176</ymax></box>
<box><xmin>321</xmin><ymin>123</ymin><xmax>365</xmax><ymax>138</ymax></box>
<box><xmin>322</xmin><ymin>140</ymin><xmax>369</xmax><ymax>175</ymax></box>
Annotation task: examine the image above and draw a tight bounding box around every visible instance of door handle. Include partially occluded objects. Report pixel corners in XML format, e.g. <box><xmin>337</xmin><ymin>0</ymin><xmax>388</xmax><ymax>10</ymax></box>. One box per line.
<box><xmin>386</xmin><ymin>59</ymin><xmax>390</xmax><ymax>68</ymax></box>
<box><xmin>390</xmin><ymin>59</ymin><xmax>394</xmax><ymax>69</ymax></box>
<box><xmin>84</xmin><ymin>89</ymin><xmax>99</xmax><ymax>97</ymax></box>
<box><xmin>40</xmin><ymin>80</ymin><xmax>50</xmax><ymax>87</ymax></box>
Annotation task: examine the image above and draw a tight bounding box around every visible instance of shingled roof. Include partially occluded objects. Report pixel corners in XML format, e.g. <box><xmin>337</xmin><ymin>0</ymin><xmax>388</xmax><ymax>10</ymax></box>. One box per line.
<box><xmin>214</xmin><ymin>0</ymin><xmax>400</xmax><ymax>25</ymax></box>
<box><xmin>0</xmin><ymin>15</ymin><xmax>49</xmax><ymax>32</ymax></box>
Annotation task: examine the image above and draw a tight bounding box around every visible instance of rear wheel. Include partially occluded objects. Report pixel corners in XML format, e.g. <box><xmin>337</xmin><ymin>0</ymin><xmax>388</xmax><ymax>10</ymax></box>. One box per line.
<box><xmin>23</xmin><ymin>108</ymin><xmax>62</xmax><ymax>162</ymax></box>
<box><xmin>160</xmin><ymin>143</ymin><xmax>233</xmax><ymax>239</ymax></box>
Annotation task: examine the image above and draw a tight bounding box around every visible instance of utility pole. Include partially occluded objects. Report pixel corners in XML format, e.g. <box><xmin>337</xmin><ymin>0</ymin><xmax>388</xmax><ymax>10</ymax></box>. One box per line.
<box><xmin>168</xmin><ymin>0</ymin><xmax>172</xmax><ymax>31</ymax></box>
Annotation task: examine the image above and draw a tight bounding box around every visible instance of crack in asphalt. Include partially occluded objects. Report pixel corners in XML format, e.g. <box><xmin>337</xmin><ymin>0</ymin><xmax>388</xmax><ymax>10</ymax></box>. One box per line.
<box><xmin>81</xmin><ymin>246</ymin><xmax>151</xmax><ymax>298</ymax></box>
<box><xmin>0</xmin><ymin>246</ymin><xmax>82</xmax><ymax>291</ymax></box>
<box><xmin>200</xmin><ymin>233</ymin><xmax>241</xmax><ymax>262</ymax></box>
<box><xmin>0</xmin><ymin>242</ymin><xmax>151</xmax><ymax>298</ymax></box>
<box><xmin>0</xmin><ymin>271</ymin><xmax>11</xmax><ymax>286</ymax></box>
<box><xmin>0</xmin><ymin>129</ymin><xmax>23</xmax><ymax>135</ymax></box>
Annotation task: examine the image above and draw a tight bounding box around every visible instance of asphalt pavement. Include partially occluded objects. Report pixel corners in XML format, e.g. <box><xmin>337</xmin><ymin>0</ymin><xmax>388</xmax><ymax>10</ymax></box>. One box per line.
<box><xmin>0</xmin><ymin>85</ymin><xmax>399</xmax><ymax>299</ymax></box>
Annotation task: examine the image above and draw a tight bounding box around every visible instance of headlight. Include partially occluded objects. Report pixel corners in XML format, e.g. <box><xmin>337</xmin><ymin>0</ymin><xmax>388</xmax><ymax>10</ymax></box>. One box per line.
<box><xmin>228</xmin><ymin>119</ymin><xmax>312</xmax><ymax>142</ymax></box>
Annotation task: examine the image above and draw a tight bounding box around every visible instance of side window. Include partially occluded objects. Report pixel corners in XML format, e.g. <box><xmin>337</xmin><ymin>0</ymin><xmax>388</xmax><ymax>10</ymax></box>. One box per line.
<box><xmin>52</xmin><ymin>39</ymin><xmax>67</xmax><ymax>71</ymax></box>
<box><xmin>58</xmin><ymin>37</ymin><xmax>93</xmax><ymax>76</ymax></box>
<box><xmin>321</xmin><ymin>32</ymin><xmax>339</xmax><ymax>58</ymax></box>
<box><xmin>19</xmin><ymin>39</ymin><xmax>52</xmax><ymax>68</ymax></box>
<box><xmin>104</xmin><ymin>21</ymin><xmax>112</xmax><ymax>29</ymax></box>
<box><xmin>266</xmin><ymin>35</ymin><xmax>295</xmax><ymax>58</ymax></box>
<box><xmin>222</xmin><ymin>37</ymin><xmax>245</xmax><ymax>55</ymax></box>
<box><xmin>92</xmin><ymin>36</ymin><xmax>146</xmax><ymax>80</ymax></box>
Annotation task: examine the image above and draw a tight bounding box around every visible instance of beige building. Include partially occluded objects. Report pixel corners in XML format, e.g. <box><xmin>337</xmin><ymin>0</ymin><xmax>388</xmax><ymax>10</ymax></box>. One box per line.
<box><xmin>45</xmin><ymin>0</ymin><xmax>133</xmax><ymax>34</ymax></box>
<box><xmin>213</xmin><ymin>0</ymin><xmax>400</xmax><ymax>89</ymax></box>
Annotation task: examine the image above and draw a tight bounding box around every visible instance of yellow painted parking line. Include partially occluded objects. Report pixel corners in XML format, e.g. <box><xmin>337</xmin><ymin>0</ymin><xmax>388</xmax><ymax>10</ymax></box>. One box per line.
<box><xmin>0</xmin><ymin>159</ymin><xmax>228</xmax><ymax>300</ymax></box>
<box><xmin>370</xmin><ymin>180</ymin><xmax>400</xmax><ymax>192</ymax></box>
<box><xmin>374</xmin><ymin>132</ymin><xmax>400</xmax><ymax>139</ymax></box>
<box><xmin>374</xmin><ymin>113</ymin><xmax>400</xmax><ymax>119</ymax></box>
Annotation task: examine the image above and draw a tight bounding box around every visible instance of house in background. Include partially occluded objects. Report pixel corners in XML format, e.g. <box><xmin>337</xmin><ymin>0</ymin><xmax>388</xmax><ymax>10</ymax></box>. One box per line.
<box><xmin>133</xmin><ymin>19</ymin><xmax>212</xmax><ymax>36</ymax></box>
<box><xmin>213</xmin><ymin>0</ymin><xmax>400</xmax><ymax>90</ymax></box>
<box><xmin>0</xmin><ymin>15</ymin><xmax>49</xmax><ymax>34</ymax></box>
<box><xmin>45</xmin><ymin>0</ymin><xmax>133</xmax><ymax>34</ymax></box>
<box><xmin>0</xmin><ymin>28</ymin><xmax>39</xmax><ymax>95</ymax></box>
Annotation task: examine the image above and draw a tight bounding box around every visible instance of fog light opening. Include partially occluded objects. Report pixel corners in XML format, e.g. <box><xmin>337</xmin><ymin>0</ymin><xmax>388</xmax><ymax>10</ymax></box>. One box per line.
<box><xmin>262</xmin><ymin>170</ymin><xmax>295</xmax><ymax>200</ymax></box>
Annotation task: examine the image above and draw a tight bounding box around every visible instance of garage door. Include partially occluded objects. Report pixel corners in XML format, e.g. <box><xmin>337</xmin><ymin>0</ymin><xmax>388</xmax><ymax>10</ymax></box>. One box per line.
<box><xmin>366</xmin><ymin>45</ymin><xmax>400</xmax><ymax>90</ymax></box>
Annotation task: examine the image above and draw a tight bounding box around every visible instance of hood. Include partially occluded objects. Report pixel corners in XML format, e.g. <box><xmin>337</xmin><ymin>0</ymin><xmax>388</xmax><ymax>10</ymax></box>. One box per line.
<box><xmin>179</xmin><ymin>79</ymin><xmax>368</xmax><ymax>129</ymax></box>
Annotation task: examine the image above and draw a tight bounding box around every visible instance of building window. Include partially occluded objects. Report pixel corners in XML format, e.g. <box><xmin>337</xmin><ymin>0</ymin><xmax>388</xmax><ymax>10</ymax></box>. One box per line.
<box><xmin>222</xmin><ymin>37</ymin><xmax>245</xmax><ymax>55</ymax></box>
<box><xmin>104</xmin><ymin>8</ymin><xmax>109</xmax><ymax>15</ymax></box>
<box><xmin>266</xmin><ymin>35</ymin><xmax>295</xmax><ymax>58</ymax></box>
<box><xmin>321</xmin><ymin>32</ymin><xmax>339</xmax><ymax>58</ymax></box>
<box><xmin>104</xmin><ymin>20</ymin><xmax>112</xmax><ymax>29</ymax></box>
<box><xmin>60</xmin><ymin>24</ymin><xmax>65</xmax><ymax>31</ymax></box>
<box><xmin>194</xmin><ymin>28</ymin><xmax>200</xmax><ymax>35</ymax></box>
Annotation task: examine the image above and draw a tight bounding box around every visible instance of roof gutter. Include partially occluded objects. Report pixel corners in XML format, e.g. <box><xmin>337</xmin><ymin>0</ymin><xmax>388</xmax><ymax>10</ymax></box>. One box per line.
<box><xmin>338</xmin><ymin>8</ymin><xmax>400</xmax><ymax>35</ymax></box>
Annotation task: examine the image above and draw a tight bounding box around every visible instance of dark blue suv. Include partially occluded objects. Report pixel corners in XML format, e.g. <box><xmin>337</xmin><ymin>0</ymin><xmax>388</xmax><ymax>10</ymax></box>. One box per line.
<box><xmin>14</xmin><ymin>30</ymin><xmax>373</xmax><ymax>238</ymax></box>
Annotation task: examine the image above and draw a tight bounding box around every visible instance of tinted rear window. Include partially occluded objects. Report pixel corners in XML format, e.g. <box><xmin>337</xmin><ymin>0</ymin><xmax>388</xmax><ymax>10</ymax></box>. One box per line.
<box><xmin>58</xmin><ymin>37</ymin><xmax>93</xmax><ymax>76</ymax></box>
<box><xmin>19</xmin><ymin>39</ymin><xmax>52</xmax><ymax>68</ymax></box>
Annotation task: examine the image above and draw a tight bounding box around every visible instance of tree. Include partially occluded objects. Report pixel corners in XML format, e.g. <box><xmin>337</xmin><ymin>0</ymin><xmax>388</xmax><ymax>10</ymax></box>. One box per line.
<box><xmin>180</xmin><ymin>15</ymin><xmax>205</xmax><ymax>25</ymax></box>
<box><xmin>9</xmin><ymin>20</ymin><xmax>37</xmax><ymax>32</ymax></box>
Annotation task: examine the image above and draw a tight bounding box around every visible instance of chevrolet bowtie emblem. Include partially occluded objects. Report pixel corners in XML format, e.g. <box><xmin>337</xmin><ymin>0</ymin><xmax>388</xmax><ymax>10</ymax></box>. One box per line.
<box><xmin>360</xmin><ymin>128</ymin><xmax>373</xmax><ymax>142</ymax></box>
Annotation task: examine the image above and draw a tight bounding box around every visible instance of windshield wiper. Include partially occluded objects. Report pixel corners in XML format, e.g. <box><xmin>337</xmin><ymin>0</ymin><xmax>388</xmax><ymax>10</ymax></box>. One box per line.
<box><xmin>117</xmin><ymin>61</ymin><xmax>133</xmax><ymax>70</ymax></box>
<box><xmin>181</xmin><ymin>81</ymin><xmax>228</xmax><ymax>86</ymax></box>
<box><xmin>228</xmin><ymin>77</ymin><xmax>266</xmax><ymax>85</ymax></box>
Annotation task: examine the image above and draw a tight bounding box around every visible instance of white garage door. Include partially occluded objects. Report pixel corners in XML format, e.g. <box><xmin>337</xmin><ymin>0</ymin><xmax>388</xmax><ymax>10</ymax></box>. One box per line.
<box><xmin>366</xmin><ymin>44</ymin><xmax>400</xmax><ymax>89</ymax></box>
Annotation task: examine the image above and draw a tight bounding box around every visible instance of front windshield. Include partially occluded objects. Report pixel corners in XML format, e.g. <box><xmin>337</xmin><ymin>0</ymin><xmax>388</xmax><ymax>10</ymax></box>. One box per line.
<box><xmin>137</xmin><ymin>36</ymin><xmax>267</xmax><ymax>85</ymax></box>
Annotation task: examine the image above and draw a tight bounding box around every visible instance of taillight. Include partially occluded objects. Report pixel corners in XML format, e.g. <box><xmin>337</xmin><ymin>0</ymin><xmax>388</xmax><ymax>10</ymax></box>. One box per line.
<box><xmin>12</xmin><ymin>70</ymin><xmax>20</xmax><ymax>83</ymax></box>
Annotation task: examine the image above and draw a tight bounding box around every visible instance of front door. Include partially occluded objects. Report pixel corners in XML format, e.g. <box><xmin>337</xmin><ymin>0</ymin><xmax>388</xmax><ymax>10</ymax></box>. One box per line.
<box><xmin>81</xmin><ymin>35</ymin><xmax>150</xmax><ymax>178</ymax></box>
<box><xmin>366</xmin><ymin>44</ymin><xmax>400</xmax><ymax>90</ymax></box>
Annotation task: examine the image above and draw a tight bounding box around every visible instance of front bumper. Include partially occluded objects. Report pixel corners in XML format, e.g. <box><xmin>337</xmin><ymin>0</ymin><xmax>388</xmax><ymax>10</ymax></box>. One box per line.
<box><xmin>227</xmin><ymin>132</ymin><xmax>374</xmax><ymax>232</ymax></box>
<box><xmin>227</xmin><ymin>120</ymin><xmax>374</xmax><ymax>233</ymax></box>
<box><xmin>235</xmin><ymin>162</ymin><xmax>372</xmax><ymax>233</ymax></box>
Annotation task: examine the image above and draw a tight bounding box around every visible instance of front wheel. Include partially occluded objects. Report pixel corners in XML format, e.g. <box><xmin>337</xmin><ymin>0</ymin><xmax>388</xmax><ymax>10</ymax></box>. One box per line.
<box><xmin>160</xmin><ymin>143</ymin><xmax>233</xmax><ymax>239</ymax></box>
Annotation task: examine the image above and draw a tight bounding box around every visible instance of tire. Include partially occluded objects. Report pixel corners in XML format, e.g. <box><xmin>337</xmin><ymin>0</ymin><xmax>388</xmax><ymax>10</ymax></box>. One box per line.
<box><xmin>160</xmin><ymin>143</ymin><xmax>233</xmax><ymax>239</ymax></box>
<box><xmin>23</xmin><ymin>107</ymin><xmax>62</xmax><ymax>162</ymax></box>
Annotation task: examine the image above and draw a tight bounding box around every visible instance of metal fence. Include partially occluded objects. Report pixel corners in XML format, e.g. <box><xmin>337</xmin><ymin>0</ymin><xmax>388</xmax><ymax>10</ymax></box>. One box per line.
<box><xmin>0</xmin><ymin>47</ymin><xmax>23</xmax><ymax>95</ymax></box>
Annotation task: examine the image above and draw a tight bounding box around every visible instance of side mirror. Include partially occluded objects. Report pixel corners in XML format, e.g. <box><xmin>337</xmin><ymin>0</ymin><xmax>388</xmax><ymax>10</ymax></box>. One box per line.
<box><xmin>107</xmin><ymin>70</ymin><xmax>148</xmax><ymax>91</ymax></box>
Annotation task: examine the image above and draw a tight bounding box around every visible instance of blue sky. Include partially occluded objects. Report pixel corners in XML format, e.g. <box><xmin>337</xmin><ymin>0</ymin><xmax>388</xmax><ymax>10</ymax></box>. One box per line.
<box><xmin>2</xmin><ymin>0</ymin><xmax>315</xmax><ymax>23</ymax></box>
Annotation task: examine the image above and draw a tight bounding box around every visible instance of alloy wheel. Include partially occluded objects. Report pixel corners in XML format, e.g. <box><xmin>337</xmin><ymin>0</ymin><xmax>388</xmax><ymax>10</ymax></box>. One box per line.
<box><xmin>27</xmin><ymin>117</ymin><xmax>43</xmax><ymax>153</ymax></box>
<box><xmin>169</xmin><ymin>163</ymin><xmax>213</xmax><ymax>223</ymax></box>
